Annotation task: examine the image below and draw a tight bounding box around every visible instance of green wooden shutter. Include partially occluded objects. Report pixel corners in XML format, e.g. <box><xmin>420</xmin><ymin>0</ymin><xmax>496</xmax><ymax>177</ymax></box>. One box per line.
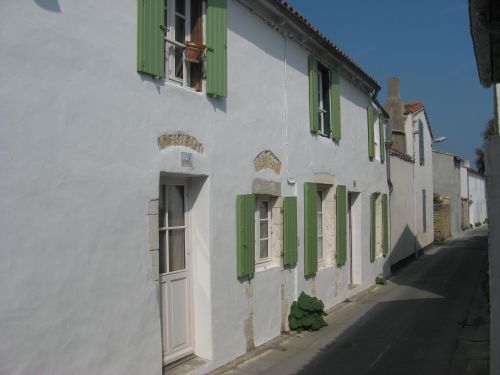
<box><xmin>370</xmin><ymin>193</ymin><xmax>376</xmax><ymax>263</ymax></box>
<box><xmin>382</xmin><ymin>193</ymin><xmax>389</xmax><ymax>257</ymax></box>
<box><xmin>379</xmin><ymin>114</ymin><xmax>385</xmax><ymax>162</ymax></box>
<box><xmin>304</xmin><ymin>182</ymin><xmax>318</xmax><ymax>276</ymax></box>
<box><xmin>336</xmin><ymin>185</ymin><xmax>347</xmax><ymax>266</ymax></box>
<box><xmin>418</xmin><ymin>120</ymin><xmax>425</xmax><ymax>165</ymax></box>
<box><xmin>283</xmin><ymin>197</ymin><xmax>298</xmax><ymax>267</ymax></box>
<box><xmin>308</xmin><ymin>56</ymin><xmax>319</xmax><ymax>134</ymax></box>
<box><xmin>206</xmin><ymin>0</ymin><xmax>227</xmax><ymax>97</ymax></box>
<box><xmin>367</xmin><ymin>106</ymin><xmax>375</xmax><ymax>159</ymax></box>
<box><xmin>330</xmin><ymin>70</ymin><xmax>341</xmax><ymax>141</ymax></box>
<box><xmin>236</xmin><ymin>194</ymin><xmax>255</xmax><ymax>278</ymax></box>
<box><xmin>137</xmin><ymin>0</ymin><xmax>165</xmax><ymax>78</ymax></box>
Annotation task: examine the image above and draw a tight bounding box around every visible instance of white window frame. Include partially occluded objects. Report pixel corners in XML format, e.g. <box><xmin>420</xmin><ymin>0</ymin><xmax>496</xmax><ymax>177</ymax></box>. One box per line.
<box><xmin>317</xmin><ymin>64</ymin><xmax>330</xmax><ymax>136</ymax></box>
<box><xmin>255</xmin><ymin>197</ymin><xmax>271</xmax><ymax>264</ymax></box>
<box><xmin>165</xmin><ymin>0</ymin><xmax>193</xmax><ymax>87</ymax></box>
<box><xmin>317</xmin><ymin>190</ymin><xmax>325</xmax><ymax>262</ymax></box>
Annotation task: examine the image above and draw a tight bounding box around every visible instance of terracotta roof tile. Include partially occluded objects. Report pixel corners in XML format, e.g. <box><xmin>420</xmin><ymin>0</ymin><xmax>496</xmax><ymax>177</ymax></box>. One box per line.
<box><xmin>272</xmin><ymin>0</ymin><xmax>380</xmax><ymax>90</ymax></box>
<box><xmin>404</xmin><ymin>101</ymin><xmax>424</xmax><ymax>113</ymax></box>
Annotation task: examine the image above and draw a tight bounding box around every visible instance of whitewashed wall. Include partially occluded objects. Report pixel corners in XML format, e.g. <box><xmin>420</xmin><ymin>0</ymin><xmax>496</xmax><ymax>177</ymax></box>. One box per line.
<box><xmin>0</xmin><ymin>1</ymin><xmax>388</xmax><ymax>374</ymax></box>
<box><xmin>412</xmin><ymin>110</ymin><xmax>434</xmax><ymax>248</ymax></box>
<box><xmin>389</xmin><ymin>156</ymin><xmax>416</xmax><ymax>265</ymax></box>
<box><xmin>468</xmin><ymin>172</ymin><xmax>487</xmax><ymax>225</ymax></box>
<box><xmin>460</xmin><ymin>166</ymin><xmax>469</xmax><ymax>199</ymax></box>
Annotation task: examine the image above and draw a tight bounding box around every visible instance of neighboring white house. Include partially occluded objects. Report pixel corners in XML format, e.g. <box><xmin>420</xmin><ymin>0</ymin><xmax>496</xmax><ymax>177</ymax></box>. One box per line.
<box><xmin>0</xmin><ymin>1</ymin><xmax>390</xmax><ymax>374</ymax></box>
<box><xmin>468</xmin><ymin>170</ymin><xmax>487</xmax><ymax>226</ymax></box>
<box><xmin>384</xmin><ymin>79</ymin><xmax>434</xmax><ymax>265</ymax></box>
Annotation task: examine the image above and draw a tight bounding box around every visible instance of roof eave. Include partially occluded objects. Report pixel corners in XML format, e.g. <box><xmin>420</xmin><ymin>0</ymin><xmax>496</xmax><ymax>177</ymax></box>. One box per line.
<box><xmin>469</xmin><ymin>0</ymin><xmax>500</xmax><ymax>87</ymax></box>
<box><xmin>238</xmin><ymin>0</ymin><xmax>380</xmax><ymax>94</ymax></box>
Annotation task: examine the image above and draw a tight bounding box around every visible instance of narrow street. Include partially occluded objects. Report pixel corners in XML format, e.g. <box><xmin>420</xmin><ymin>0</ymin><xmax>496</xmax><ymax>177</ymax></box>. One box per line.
<box><xmin>215</xmin><ymin>227</ymin><xmax>489</xmax><ymax>375</ymax></box>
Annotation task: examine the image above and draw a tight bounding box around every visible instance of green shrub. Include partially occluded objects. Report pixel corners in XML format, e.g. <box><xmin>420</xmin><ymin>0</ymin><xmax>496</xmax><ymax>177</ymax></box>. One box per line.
<box><xmin>484</xmin><ymin>218</ymin><xmax>489</xmax><ymax>224</ymax></box>
<box><xmin>475</xmin><ymin>222</ymin><xmax>481</xmax><ymax>227</ymax></box>
<box><xmin>375</xmin><ymin>275</ymin><xmax>387</xmax><ymax>285</ymax></box>
<box><xmin>288</xmin><ymin>292</ymin><xmax>327</xmax><ymax>332</ymax></box>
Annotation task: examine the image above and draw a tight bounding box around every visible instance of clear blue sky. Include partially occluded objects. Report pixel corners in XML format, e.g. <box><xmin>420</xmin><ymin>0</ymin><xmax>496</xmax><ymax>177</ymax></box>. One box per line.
<box><xmin>286</xmin><ymin>0</ymin><xmax>493</xmax><ymax>164</ymax></box>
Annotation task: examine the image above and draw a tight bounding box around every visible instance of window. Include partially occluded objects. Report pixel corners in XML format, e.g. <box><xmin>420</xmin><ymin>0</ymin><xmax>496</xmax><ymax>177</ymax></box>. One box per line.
<box><xmin>159</xmin><ymin>184</ymin><xmax>187</xmax><ymax>273</ymax></box>
<box><xmin>418</xmin><ymin>119</ymin><xmax>425</xmax><ymax>165</ymax></box>
<box><xmin>367</xmin><ymin>106</ymin><xmax>385</xmax><ymax>161</ymax></box>
<box><xmin>137</xmin><ymin>0</ymin><xmax>227</xmax><ymax>96</ymax></box>
<box><xmin>164</xmin><ymin>0</ymin><xmax>204</xmax><ymax>90</ymax></box>
<box><xmin>317</xmin><ymin>64</ymin><xmax>331</xmax><ymax>136</ymax></box>
<box><xmin>422</xmin><ymin>189</ymin><xmax>427</xmax><ymax>232</ymax></box>
<box><xmin>317</xmin><ymin>190</ymin><xmax>324</xmax><ymax>260</ymax></box>
<box><xmin>308</xmin><ymin>56</ymin><xmax>341</xmax><ymax>139</ymax></box>
<box><xmin>256</xmin><ymin>198</ymin><xmax>271</xmax><ymax>263</ymax></box>
<box><xmin>370</xmin><ymin>192</ymin><xmax>389</xmax><ymax>262</ymax></box>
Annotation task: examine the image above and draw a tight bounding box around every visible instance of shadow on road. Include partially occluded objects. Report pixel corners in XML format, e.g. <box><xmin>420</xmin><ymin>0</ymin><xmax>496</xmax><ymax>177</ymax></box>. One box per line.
<box><xmin>295</xmin><ymin>229</ymin><xmax>489</xmax><ymax>375</ymax></box>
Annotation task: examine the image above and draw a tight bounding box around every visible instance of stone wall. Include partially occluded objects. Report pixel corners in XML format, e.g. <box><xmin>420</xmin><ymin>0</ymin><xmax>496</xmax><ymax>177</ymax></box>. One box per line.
<box><xmin>434</xmin><ymin>194</ymin><xmax>451</xmax><ymax>242</ymax></box>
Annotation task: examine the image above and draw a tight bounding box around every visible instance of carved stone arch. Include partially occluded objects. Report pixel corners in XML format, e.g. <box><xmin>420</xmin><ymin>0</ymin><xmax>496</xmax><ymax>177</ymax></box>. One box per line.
<box><xmin>254</xmin><ymin>150</ymin><xmax>281</xmax><ymax>175</ymax></box>
<box><xmin>157</xmin><ymin>133</ymin><xmax>204</xmax><ymax>153</ymax></box>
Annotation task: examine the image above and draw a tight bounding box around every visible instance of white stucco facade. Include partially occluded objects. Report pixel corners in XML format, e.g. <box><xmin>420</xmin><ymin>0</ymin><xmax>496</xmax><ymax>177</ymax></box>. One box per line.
<box><xmin>389</xmin><ymin>102</ymin><xmax>434</xmax><ymax>266</ymax></box>
<box><xmin>467</xmin><ymin>171</ymin><xmax>487</xmax><ymax>226</ymax></box>
<box><xmin>0</xmin><ymin>1</ymin><xmax>389</xmax><ymax>374</ymax></box>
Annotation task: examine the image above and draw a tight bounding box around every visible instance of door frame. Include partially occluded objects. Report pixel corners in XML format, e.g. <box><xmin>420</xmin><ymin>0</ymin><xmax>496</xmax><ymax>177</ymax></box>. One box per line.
<box><xmin>159</xmin><ymin>176</ymin><xmax>194</xmax><ymax>365</ymax></box>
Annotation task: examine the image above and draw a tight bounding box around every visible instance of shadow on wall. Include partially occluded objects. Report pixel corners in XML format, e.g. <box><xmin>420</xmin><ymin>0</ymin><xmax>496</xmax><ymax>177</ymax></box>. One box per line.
<box><xmin>34</xmin><ymin>0</ymin><xmax>61</xmax><ymax>12</ymax></box>
<box><xmin>294</xmin><ymin>232</ymin><xmax>488</xmax><ymax>375</ymax></box>
<box><xmin>389</xmin><ymin>225</ymin><xmax>425</xmax><ymax>269</ymax></box>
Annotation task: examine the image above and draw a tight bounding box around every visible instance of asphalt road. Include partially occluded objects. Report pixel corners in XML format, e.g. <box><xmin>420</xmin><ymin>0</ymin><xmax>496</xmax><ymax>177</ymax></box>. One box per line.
<box><xmin>221</xmin><ymin>227</ymin><xmax>489</xmax><ymax>375</ymax></box>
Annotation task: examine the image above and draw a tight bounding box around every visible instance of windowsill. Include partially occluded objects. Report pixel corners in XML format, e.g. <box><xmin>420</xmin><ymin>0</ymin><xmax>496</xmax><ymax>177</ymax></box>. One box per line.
<box><xmin>255</xmin><ymin>263</ymin><xmax>280</xmax><ymax>273</ymax></box>
<box><xmin>318</xmin><ymin>263</ymin><xmax>334</xmax><ymax>271</ymax></box>
<box><xmin>164</xmin><ymin>79</ymin><xmax>204</xmax><ymax>96</ymax></box>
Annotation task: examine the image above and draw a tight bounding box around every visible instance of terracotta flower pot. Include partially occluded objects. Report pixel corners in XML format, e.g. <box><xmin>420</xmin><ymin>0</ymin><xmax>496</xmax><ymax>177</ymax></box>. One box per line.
<box><xmin>185</xmin><ymin>41</ymin><xmax>205</xmax><ymax>63</ymax></box>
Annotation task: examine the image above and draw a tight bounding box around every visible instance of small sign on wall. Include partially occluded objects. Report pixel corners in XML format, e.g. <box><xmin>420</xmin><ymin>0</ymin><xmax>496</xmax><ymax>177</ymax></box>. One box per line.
<box><xmin>181</xmin><ymin>152</ymin><xmax>193</xmax><ymax>168</ymax></box>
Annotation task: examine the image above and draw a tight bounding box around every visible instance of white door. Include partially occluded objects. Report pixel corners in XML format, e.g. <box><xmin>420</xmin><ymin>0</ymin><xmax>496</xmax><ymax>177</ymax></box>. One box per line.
<box><xmin>159</xmin><ymin>181</ymin><xmax>193</xmax><ymax>365</ymax></box>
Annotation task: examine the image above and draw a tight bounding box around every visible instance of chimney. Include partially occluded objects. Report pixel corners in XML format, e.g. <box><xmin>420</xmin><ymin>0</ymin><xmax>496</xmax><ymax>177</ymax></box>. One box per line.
<box><xmin>384</xmin><ymin>77</ymin><xmax>406</xmax><ymax>153</ymax></box>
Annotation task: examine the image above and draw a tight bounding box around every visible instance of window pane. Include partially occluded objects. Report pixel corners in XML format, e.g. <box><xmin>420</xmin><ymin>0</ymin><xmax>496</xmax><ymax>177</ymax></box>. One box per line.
<box><xmin>317</xmin><ymin>214</ymin><xmax>323</xmax><ymax>235</ymax></box>
<box><xmin>260</xmin><ymin>221</ymin><xmax>268</xmax><ymax>239</ymax></box>
<box><xmin>168</xmin><ymin>229</ymin><xmax>185</xmax><ymax>272</ymax></box>
<box><xmin>159</xmin><ymin>230</ymin><xmax>166</xmax><ymax>274</ymax></box>
<box><xmin>317</xmin><ymin>191</ymin><xmax>322</xmax><ymax>212</ymax></box>
<box><xmin>175</xmin><ymin>15</ymin><xmax>185</xmax><ymax>42</ymax></box>
<box><xmin>167</xmin><ymin>185</ymin><xmax>184</xmax><ymax>227</ymax></box>
<box><xmin>174</xmin><ymin>48</ymin><xmax>184</xmax><ymax>79</ymax></box>
<box><xmin>260</xmin><ymin>239</ymin><xmax>269</xmax><ymax>259</ymax></box>
<box><xmin>259</xmin><ymin>201</ymin><xmax>269</xmax><ymax>219</ymax></box>
<box><xmin>176</xmin><ymin>0</ymin><xmax>185</xmax><ymax>16</ymax></box>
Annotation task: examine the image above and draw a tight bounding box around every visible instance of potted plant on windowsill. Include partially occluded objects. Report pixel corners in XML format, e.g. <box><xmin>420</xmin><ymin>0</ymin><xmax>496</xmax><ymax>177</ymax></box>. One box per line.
<box><xmin>185</xmin><ymin>41</ymin><xmax>205</xmax><ymax>63</ymax></box>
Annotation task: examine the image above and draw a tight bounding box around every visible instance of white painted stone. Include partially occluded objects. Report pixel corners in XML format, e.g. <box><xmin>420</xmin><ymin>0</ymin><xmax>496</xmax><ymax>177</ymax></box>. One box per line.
<box><xmin>0</xmin><ymin>1</ymin><xmax>389</xmax><ymax>374</ymax></box>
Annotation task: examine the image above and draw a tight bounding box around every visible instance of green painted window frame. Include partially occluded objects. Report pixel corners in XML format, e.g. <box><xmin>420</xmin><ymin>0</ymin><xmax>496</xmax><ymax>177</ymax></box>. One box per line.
<box><xmin>330</xmin><ymin>70</ymin><xmax>341</xmax><ymax>141</ymax></box>
<box><xmin>283</xmin><ymin>197</ymin><xmax>298</xmax><ymax>267</ymax></box>
<box><xmin>367</xmin><ymin>106</ymin><xmax>376</xmax><ymax>159</ymax></box>
<box><xmin>382</xmin><ymin>193</ymin><xmax>389</xmax><ymax>257</ymax></box>
<box><xmin>379</xmin><ymin>114</ymin><xmax>385</xmax><ymax>162</ymax></box>
<box><xmin>336</xmin><ymin>185</ymin><xmax>347</xmax><ymax>266</ymax></box>
<box><xmin>236</xmin><ymin>194</ymin><xmax>255</xmax><ymax>278</ymax></box>
<box><xmin>137</xmin><ymin>0</ymin><xmax>166</xmax><ymax>79</ymax></box>
<box><xmin>206</xmin><ymin>0</ymin><xmax>227</xmax><ymax>97</ymax></box>
<box><xmin>308</xmin><ymin>56</ymin><xmax>320</xmax><ymax>134</ymax></box>
<box><xmin>304</xmin><ymin>182</ymin><xmax>318</xmax><ymax>276</ymax></box>
<box><xmin>370</xmin><ymin>193</ymin><xmax>376</xmax><ymax>263</ymax></box>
